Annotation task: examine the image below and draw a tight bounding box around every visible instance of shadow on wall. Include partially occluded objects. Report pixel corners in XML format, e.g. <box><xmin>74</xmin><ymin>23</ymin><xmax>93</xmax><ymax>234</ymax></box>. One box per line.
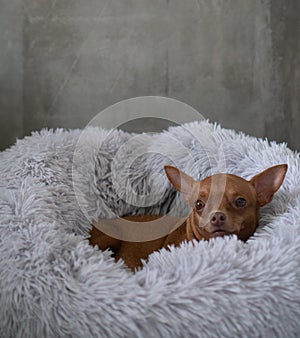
<box><xmin>0</xmin><ymin>0</ymin><xmax>299</xmax><ymax>151</ymax></box>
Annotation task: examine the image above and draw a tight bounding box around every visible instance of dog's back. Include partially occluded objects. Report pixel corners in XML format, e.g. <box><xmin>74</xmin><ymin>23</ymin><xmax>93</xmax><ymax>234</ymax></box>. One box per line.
<box><xmin>90</xmin><ymin>215</ymin><xmax>187</xmax><ymax>270</ymax></box>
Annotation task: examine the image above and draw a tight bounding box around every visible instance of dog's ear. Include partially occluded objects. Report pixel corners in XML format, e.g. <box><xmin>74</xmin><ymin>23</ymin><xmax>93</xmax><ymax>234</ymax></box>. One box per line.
<box><xmin>164</xmin><ymin>166</ymin><xmax>198</xmax><ymax>204</ymax></box>
<box><xmin>250</xmin><ymin>164</ymin><xmax>288</xmax><ymax>206</ymax></box>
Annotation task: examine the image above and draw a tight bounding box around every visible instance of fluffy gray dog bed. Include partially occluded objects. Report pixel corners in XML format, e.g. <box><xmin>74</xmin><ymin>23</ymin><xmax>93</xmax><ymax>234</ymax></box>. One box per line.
<box><xmin>0</xmin><ymin>121</ymin><xmax>299</xmax><ymax>337</ymax></box>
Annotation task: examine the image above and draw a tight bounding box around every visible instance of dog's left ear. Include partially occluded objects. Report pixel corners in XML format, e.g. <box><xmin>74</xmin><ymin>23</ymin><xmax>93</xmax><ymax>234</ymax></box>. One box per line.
<box><xmin>250</xmin><ymin>164</ymin><xmax>288</xmax><ymax>206</ymax></box>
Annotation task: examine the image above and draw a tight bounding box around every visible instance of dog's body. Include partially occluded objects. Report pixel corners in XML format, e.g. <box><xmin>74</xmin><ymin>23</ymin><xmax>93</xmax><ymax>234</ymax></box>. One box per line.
<box><xmin>90</xmin><ymin>164</ymin><xmax>287</xmax><ymax>270</ymax></box>
<box><xmin>90</xmin><ymin>214</ymin><xmax>187</xmax><ymax>269</ymax></box>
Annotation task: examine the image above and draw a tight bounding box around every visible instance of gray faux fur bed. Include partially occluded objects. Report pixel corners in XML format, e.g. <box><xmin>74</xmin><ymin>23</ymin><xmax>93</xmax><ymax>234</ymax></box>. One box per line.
<box><xmin>0</xmin><ymin>120</ymin><xmax>300</xmax><ymax>337</ymax></box>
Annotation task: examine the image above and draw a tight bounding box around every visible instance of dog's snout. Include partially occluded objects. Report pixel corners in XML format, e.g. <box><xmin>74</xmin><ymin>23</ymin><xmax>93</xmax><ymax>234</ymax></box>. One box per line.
<box><xmin>210</xmin><ymin>211</ymin><xmax>226</xmax><ymax>225</ymax></box>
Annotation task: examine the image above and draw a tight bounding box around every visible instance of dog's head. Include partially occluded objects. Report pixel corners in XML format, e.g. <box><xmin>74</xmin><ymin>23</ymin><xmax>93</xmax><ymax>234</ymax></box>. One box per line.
<box><xmin>164</xmin><ymin>164</ymin><xmax>287</xmax><ymax>241</ymax></box>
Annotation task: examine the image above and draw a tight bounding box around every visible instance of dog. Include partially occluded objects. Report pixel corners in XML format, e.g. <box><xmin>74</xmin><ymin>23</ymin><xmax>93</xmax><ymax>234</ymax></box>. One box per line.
<box><xmin>89</xmin><ymin>164</ymin><xmax>288</xmax><ymax>270</ymax></box>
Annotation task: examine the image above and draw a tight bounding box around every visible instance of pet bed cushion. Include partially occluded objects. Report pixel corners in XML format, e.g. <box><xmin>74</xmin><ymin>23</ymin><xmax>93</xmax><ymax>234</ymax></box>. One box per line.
<box><xmin>0</xmin><ymin>121</ymin><xmax>299</xmax><ymax>337</ymax></box>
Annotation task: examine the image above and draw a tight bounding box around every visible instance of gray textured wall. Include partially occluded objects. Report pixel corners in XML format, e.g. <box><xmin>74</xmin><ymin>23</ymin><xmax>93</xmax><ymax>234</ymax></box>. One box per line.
<box><xmin>0</xmin><ymin>0</ymin><xmax>299</xmax><ymax>150</ymax></box>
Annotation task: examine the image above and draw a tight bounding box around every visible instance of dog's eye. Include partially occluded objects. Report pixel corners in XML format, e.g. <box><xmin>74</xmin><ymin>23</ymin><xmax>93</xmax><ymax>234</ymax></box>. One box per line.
<box><xmin>235</xmin><ymin>197</ymin><xmax>247</xmax><ymax>208</ymax></box>
<box><xmin>195</xmin><ymin>200</ymin><xmax>205</xmax><ymax>210</ymax></box>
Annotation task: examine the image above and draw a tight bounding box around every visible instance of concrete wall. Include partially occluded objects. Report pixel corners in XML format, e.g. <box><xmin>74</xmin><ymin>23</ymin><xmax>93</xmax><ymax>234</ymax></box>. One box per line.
<box><xmin>0</xmin><ymin>0</ymin><xmax>299</xmax><ymax>150</ymax></box>
<box><xmin>0</xmin><ymin>0</ymin><xmax>23</xmax><ymax>149</ymax></box>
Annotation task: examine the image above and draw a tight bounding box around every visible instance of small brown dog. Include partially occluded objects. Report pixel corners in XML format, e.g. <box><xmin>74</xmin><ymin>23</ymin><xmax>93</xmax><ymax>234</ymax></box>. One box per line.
<box><xmin>90</xmin><ymin>164</ymin><xmax>287</xmax><ymax>270</ymax></box>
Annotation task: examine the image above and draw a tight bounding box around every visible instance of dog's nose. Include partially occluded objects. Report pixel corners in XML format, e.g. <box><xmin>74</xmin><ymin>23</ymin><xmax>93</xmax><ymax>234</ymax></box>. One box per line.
<box><xmin>210</xmin><ymin>211</ymin><xmax>226</xmax><ymax>225</ymax></box>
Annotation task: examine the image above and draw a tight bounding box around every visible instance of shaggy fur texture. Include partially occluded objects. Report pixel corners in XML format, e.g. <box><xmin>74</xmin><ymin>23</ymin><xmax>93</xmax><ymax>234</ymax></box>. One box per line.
<box><xmin>0</xmin><ymin>121</ymin><xmax>299</xmax><ymax>337</ymax></box>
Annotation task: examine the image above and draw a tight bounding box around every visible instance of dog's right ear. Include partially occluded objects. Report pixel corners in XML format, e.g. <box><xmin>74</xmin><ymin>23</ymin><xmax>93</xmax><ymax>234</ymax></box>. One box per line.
<box><xmin>164</xmin><ymin>166</ymin><xmax>198</xmax><ymax>204</ymax></box>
